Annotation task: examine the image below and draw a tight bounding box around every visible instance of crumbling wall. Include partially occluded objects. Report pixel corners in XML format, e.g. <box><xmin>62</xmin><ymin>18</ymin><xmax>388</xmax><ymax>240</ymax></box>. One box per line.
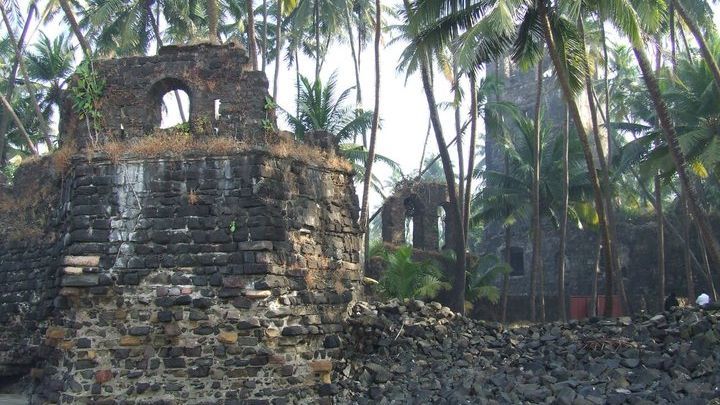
<box><xmin>14</xmin><ymin>154</ymin><xmax>362</xmax><ymax>403</ymax></box>
<box><xmin>61</xmin><ymin>43</ymin><xmax>269</xmax><ymax>147</ymax></box>
<box><xmin>381</xmin><ymin>182</ymin><xmax>452</xmax><ymax>251</ymax></box>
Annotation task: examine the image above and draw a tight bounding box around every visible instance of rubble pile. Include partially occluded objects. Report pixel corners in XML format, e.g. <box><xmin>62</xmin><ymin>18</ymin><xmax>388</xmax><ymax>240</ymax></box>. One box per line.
<box><xmin>334</xmin><ymin>300</ymin><xmax>720</xmax><ymax>404</ymax></box>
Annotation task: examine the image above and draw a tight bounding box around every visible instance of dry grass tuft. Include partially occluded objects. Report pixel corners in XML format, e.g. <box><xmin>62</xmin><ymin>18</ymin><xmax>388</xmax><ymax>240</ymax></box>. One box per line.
<box><xmin>52</xmin><ymin>143</ymin><xmax>76</xmax><ymax>175</ymax></box>
<box><xmin>94</xmin><ymin>130</ymin><xmax>352</xmax><ymax>171</ymax></box>
<box><xmin>187</xmin><ymin>189</ymin><xmax>200</xmax><ymax>205</ymax></box>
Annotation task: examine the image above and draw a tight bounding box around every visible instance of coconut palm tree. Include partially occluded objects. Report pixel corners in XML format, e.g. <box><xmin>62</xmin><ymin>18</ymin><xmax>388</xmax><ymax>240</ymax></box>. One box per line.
<box><xmin>414</xmin><ymin>0</ymin><xmax>617</xmax><ymax>315</ymax></box>
<box><xmin>26</xmin><ymin>32</ymin><xmax>75</xmax><ymax>117</ymax></box>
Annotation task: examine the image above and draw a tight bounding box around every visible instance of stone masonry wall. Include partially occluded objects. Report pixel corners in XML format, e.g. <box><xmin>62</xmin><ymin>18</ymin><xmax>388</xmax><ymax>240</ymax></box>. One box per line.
<box><xmin>0</xmin><ymin>152</ymin><xmax>362</xmax><ymax>404</ymax></box>
<box><xmin>61</xmin><ymin>43</ymin><xmax>269</xmax><ymax>147</ymax></box>
<box><xmin>0</xmin><ymin>240</ymin><xmax>61</xmax><ymax>377</ymax></box>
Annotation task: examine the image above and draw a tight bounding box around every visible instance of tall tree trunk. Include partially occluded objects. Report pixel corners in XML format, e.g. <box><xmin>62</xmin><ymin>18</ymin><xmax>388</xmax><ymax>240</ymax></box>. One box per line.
<box><xmin>632</xmin><ymin>46</ymin><xmax>720</xmax><ymax>278</ymax></box>
<box><xmin>539</xmin><ymin>3</ymin><xmax>615</xmax><ymax>317</ymax></box>
<box><xmin>558</xmin><ymin>105</ymin><xmax>569</xmax><ymax>322</ymax></box>
<box><xmin>0</xmin><ymin>3</ymin><xmax>53</xmax><ymax>151</ymax></box>
<box><xmin>246</xmin><ymin>0</ymin><xmax>258</xmax><ymax>69</ymax></box>
<box><xmin>698</xmin><ymin>229</ymin><xmax>717</xmax><ymax>301</ymax></box>
<box><xmin>0</xmin><ymin>3</ymin><xmax>33</xmax><ymax>165</ymax></box>
<box><xmin>0</xmin><ymin>93</ymin><xmax>38</xmax><ymax>155</ymax></box>
<box><xmin>262</xmin><ymin>0</ymin><xmax>268</xmax><ymax>71</ymax></box>
<box><xmin>208</xmin><ymin>0</ymin><xmax>219</xmax><ymax>41</ymax></box>
<box><xmin>655</xmin><ymin>174</ymin><xmax>665</xmax><ymax>310</ymax></box>
<box><xmin>59</xmin><ymin>0</ymin><xmax>91</xmax><ymax>58</ymax></box>
<box><xmin>359</xmin><ymin>0</ymin><xmax>381</xmax><ymax>263</ymax></box>
<box><xmin>403</xmin><ymin>0</ymin><xmax>465</xmax><ymax>313</ymax></box>
<box><xmin>590</xmin><ymin>236</ymin><xmax>600</xmax><ymax>317</ymax></box>
<box><xmin>314</xmin><ymin>0</ymin><xmax>320</xmax><ymax>81</ymax></box>
<box><xmin>669</xmin><ymin>2</ymin><xmax>677</xmax><ymax>74</ymax></box>
<box><xmin>463</xmin><ymin>73</ymin><xmax>478</xmax><ymax>242</ymax></box>
<box><xmin>673</xmin><ymin>0</ymin><xmax>720</xmax><ymax>93</ymax></box>
<box><xmin>273</xmin><ymin>0</ymin><xmax>282</xmax><ymax>100</ymax></box>
<box><xmin>579</xmin><ymin>15</ymin><xmax>624</xmax><ymax>315</ymax></box>
<box><xmin>344</xmin><ymin>4</ymin><xmax>363</xmax><ymax>106</ymax></box>
<box><xmin>530</xmin><ymin>60</ymin><xmax>543</xmax><ymax>322</ymax></box>
<box><xmin>683</xmin><ymin>193</ymin><xmax>695</xmax><ymax>301</ymax></box>
<box><xmin>502</xmin><ymin>224</ymin><xmax>511</xmax><ymax>323</ymax></box>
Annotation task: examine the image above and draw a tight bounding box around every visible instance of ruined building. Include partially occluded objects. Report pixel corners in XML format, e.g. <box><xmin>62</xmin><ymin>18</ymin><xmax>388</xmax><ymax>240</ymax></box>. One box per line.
<box><xmin>0</xmin><ymin>43</ymin><xmax>363</xmax><ymax>403</ymax></box>
<box><xmin>480</xmin><ymin>59</ymin><xmax>715</xmax><ymax>320</ymax></box>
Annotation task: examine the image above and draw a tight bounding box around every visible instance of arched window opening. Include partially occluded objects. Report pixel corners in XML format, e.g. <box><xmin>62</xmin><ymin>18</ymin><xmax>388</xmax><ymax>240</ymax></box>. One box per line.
<box><xmin>149</xmin><ymin>77</ymin><xmax>191</xmax><ymax>130</ymax></box>
<box><xmin>437</xmin><ymin>205</ymin><xmax>446</xmax><ymax>250</ymax></box>
<box><xmin>160</xmin><ymin>89</ymin><xmax>190</xmax><ymax>129</ymax></box>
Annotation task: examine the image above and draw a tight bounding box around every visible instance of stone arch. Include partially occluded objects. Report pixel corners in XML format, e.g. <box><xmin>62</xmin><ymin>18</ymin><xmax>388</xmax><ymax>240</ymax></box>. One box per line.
<box><xmin>403</xmin><ymin>194</ymin><xmax>425</xmax><ymax>246</ymax></box>
<box><xmin>148</xmin><ymin>77</ymin><xmax>193</xmax><ymax>130</ymax></box>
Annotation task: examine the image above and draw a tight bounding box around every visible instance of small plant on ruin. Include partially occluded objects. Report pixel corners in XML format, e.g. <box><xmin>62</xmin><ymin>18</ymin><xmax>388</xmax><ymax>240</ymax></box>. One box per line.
<box><xmin>229</xmin><ymin>220</ymin><xmax>237</xmax><ymax>234</ymax></box>
<box><xmin>378</xmin><ymin>245</ymin><xmax>449</xmax><ymax>300</ymax></box>
<box><xmin>69</xmin><ymin>60</ymin><xmax>105</xmax><ymax>145</ymax></box>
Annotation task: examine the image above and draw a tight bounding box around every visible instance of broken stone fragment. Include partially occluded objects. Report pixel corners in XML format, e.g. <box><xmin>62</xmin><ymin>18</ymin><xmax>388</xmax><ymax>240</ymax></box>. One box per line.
<box><xmin>244</xmin><ymin>289</ymin><xmax>271</xmax><ymax>299</ymax></box>
<box><xmin>63</xmin><ymin>255</ymin><xmax>101</xmax><ymax>267</ymax></box>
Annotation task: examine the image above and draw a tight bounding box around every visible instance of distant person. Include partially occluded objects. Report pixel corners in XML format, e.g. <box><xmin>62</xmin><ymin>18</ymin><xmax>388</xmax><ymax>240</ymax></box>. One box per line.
<box><xmin>696</xmin><ymin>293</ymin><xmax>710</xmax><ymax>307</ymax></box>
<box><xmin>664</xmin><ymin>292</ymin><xmax>679</xmax><ymax>311</ymax></box>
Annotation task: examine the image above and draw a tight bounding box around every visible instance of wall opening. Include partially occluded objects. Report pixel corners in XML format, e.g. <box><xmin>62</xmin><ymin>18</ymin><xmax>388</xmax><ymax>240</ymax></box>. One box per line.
<box><xmin>437</xmin><ymin>205</ymin><xmax>446</xmax><ymax>250</ymax></box>
<box><xmin>149</xmin><ymin>77</ymin><xmax>191</xmax><ymax>129</ymax></box>
<box><xmin>160</xmin><ymin>89</ymin><xmax>190</xmax><ymax>129</ymax></box>
<box><xmin>404</xmin><ymin>217</ymin><xmax>414</xmax><ymax>246</ymax></box>
<box><xmin>502</xmin><ymin>246</ymin><xmax>525</xmax><ymax>276</ymax></box>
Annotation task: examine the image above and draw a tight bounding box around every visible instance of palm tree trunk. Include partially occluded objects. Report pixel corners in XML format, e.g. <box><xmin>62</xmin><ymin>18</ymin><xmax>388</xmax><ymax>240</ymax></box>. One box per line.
<box><xmin>590</xmin><ymin>236</ymin><xmax>600</xmax><ymax>317</ymax></box>
<box><xmin>698</xmin><ymin>230</ymin><xmax>717</xmax><ymax>301</ymax></box>
<box><xmin>502</xmin><ymin>224</ymin><xmax>511</xmax><ymax>323</ymax></box>
<box><xmin>632</xmin><ymin>45</ymin><xmax>720</xmax><ymax>279</ymax></box>
<box><xmin>683</xmin><ymin>193</ymin><xmax>695</xmax><ymax>301</ymax></box>
<box><xmin>208</xmin><ymin>0</ymin><xmax>219</xmax><ymax>41</ymax></box>
<box><xmin>0</xmin><ymin>93</ymin><xmax>38</xmax><ymax>155</ymax></box>
<box><xmin>314</xmin><ymin>0</ymin><xmax>320</xmax><ymax>81</ymax></box>
<box><xmin>463</xmin><ymin>73</ymin><xmax>478</xmax><ymax>241</ymax></box>
<box><xmin>344</xmin><ymin>4</ymin><xmax>363</xmax><ymax>106</ymax></box>
<box><xmin>246</xmin><ymin>0</ymin><xmax>258</xmax><ymax>69</ymax></box>
<box><xmin>669</xmin><ymin>2</ymin><xmax>677</xmax><ymax>74</ymax></box>
<box><xmin>0</xmin><ymin>3</ymin><xmax>33</xmax><ymax>165</ymax></box>
<box><xmin>579</xmin><ymin>15</ymin><xmax>626</xmax><ymax>315</ymax></box>
<box><xmin>673</xmin><ymin>0</ymin><xmax>720</xmax><ymax>93</ymax></box>
<box><xmin>273</xmin><ymin>0</ymin><xmax>282</xmax><ymax>100</ymax></box>
<box><xmin>0</xmin><ymin>3</ymin><xmax>53</xmax><ymax>151</ymax></box>
<box><xmin>262</xmin><ymin>0</ymin><xmax>268</xmax><ymax>71</ymax></box>
<box><xmin>530</xmin><ymin>60</ymin><xmax>543</xmax><ymax>322</ymax></box>
<box><xmin>558</xmin><ymin>105</ymin><xmax>569</xmax><ymax>322</ymax></box>
<box><xmin>539</xmin><ymin>3</ymin><xmax>615</xmax><ymax>317</ymax></box>
<box><xmin>403</xmin><ymin>0</ymin><xmax>465</xmax><ymax>314</ymax></box>
<box><xmin>359</xmin><ymin>0</ymin><xmax>381</xmax><ymax>260</ymax></box>
<box><xmin>655</xmin><ymin>174</ymin><xmax>665</xmax><ymax>310</ymax></box>
<box><xmin>59</xmin><ymin>0</ymin><xmax>91</xmax><ymax>58</ymax></box>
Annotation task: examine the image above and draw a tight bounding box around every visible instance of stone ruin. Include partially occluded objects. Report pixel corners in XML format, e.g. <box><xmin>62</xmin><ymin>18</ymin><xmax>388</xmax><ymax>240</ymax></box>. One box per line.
<box><xmin>61</xmin><ymin>42</ymin><xmax>268</xmax><ymax>147</ymax></box>
<box><xmin>0</xmin><ymin>44</ymin><xmax>363</xmax><ymax>403</ymax></box>
<box><xmin>380</xmin><ymin>182</ymin><xmax>453</xmax><ymax>251</ymax></box>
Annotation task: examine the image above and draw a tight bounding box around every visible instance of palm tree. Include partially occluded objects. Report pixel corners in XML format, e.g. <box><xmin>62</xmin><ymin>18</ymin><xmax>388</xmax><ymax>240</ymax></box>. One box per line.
<box><xmin>671</xmin><ymin>0</ymin><xmax>720</xmax><ymax>93</ymax></box>
<box><xmin>57</xmin><ymin>0</ymin><xmax>92</xmax><ymax>57</ymax></box>
<box><xmin>400</xmin><ymin>0</ymin><xmax>466</xmax><ymax>313</ymax></box>
<box><xmin>27</xmin><ymin>33</ymin><xmax>74</xmax><ymax>117</ymax></box>
<box><xmin>0</xmin><ymin>2</ymin><xmax>53</xmax><ymax>150</ymax></box>
<box><xmin>358</xmin><ymin>0</ymin><xmax>381</xmax><ymax>262</ymax></box>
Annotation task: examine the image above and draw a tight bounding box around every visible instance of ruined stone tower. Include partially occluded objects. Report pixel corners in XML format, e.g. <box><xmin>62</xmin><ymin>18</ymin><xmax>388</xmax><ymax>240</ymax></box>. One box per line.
<box><xmin>0</xmin><ymin>44</ymin><xmax>363</xmax><ymax>403</ymax></box>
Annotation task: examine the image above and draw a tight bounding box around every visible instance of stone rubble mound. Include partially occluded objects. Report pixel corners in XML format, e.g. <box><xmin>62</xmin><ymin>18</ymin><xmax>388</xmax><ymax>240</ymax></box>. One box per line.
<box><xmin>333</xmin><ymin>300</ymin><xmax>720</xmax><ymax>404</ymax></box>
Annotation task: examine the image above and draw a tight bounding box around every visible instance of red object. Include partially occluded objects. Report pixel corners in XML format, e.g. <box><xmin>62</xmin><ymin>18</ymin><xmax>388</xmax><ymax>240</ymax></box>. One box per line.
<box><xmin>569</xmin><ymin>295</ymin><xmax>623</xmax><ymax>319</ymax></box>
